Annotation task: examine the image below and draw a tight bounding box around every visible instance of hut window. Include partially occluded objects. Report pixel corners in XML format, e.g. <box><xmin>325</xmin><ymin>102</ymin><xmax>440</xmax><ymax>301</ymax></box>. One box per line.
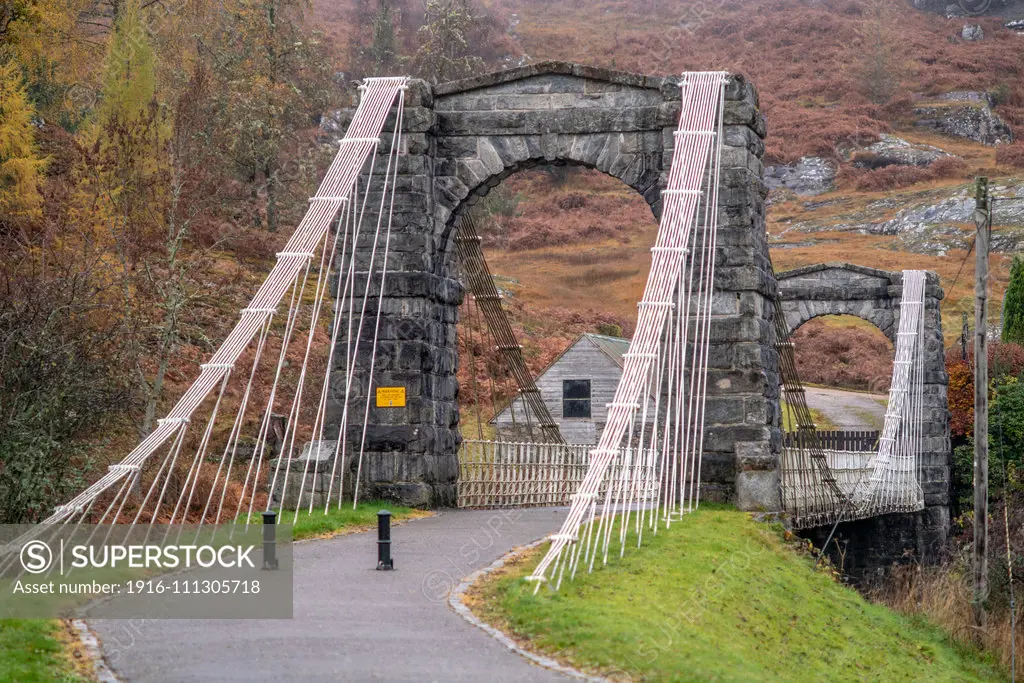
<box><xmin>562</xmin><ymin>379</ymin><xmax>592</xmax><ymax>418</ymax></box>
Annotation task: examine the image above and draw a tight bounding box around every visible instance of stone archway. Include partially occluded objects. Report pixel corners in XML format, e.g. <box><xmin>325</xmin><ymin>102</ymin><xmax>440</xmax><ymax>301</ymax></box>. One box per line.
<box><xmin>777</xmin><ymin>262</ymin><xmax>952</xmax><ymax>569</ymax></box>
<box><xmin>332</xmin><ymin>62</ymin><xmax>776</xmax><ymax>508</ymax></box>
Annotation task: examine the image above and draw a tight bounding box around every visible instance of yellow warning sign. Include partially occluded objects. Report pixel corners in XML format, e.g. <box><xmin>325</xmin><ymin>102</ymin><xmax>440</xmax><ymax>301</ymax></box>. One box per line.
<box><xmin>376</xmin><ymin>387</ymin><xmax>406</xmax><ymax>408</ymax></box>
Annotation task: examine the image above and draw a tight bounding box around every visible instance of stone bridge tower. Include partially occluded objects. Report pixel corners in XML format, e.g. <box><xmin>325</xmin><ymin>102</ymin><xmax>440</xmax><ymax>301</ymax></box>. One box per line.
<box><xmin>330</xmin><ymin>62</ymin><xmax>776</xmax><ymax>508</ymax></box>
<box><xmin>777</xmin><ymin>264</ymin><xmax>951</xmax><ymax>573</ymax></box>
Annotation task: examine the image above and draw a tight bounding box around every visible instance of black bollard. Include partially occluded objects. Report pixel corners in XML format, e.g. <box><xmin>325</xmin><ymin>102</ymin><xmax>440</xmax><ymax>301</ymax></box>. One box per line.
<box><xmin>262</xmin><ymin>511</ymin><xmax>279</xmax><ymax>571</ymax></box>
<box><xmin>377</xmin><ymin>510</ymin><xmax>394</xmax><ymax>570</ymax></box>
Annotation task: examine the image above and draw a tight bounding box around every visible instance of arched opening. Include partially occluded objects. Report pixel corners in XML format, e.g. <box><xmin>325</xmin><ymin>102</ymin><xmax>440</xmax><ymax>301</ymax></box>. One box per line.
<box><xmin>787</xmin><ymin>314</ymin><xmax>895</xmax><ymax>435</ymax></box>
<box><xmin>451</xmin><ymin>163</ymin><xmax>660</xmax><ymax>447</ymax></box>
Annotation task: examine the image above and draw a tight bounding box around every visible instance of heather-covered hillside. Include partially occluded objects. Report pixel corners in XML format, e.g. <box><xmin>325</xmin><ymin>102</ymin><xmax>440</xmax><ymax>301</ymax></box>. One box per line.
<box><xmin>317</xmin><ymin>0</ymin><xmax>1024</xmax><ymax>162</ymax></box>
<box><xmin>304</xmin><ymin>0</ymin><xmax>1024</xmax><ymax>392</ymax></box>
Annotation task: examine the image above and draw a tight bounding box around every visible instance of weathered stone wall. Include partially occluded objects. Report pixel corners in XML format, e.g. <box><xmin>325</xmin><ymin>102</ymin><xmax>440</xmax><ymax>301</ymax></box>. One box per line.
<box><xmin>777</xmin><ymin>263</ymin><xmax>951</xmax><ymax>572</ymax></box>
<box><xmin>328</xmin><ymin>62</ymin><xmax>777</xmax><ymax>509</ymax></box>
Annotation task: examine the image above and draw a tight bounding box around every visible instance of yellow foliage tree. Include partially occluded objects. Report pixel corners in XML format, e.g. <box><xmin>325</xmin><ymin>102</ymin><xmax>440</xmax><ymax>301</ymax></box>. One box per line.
<box><xmin>96</xmin><ymin>0</ymin><xmax>156</xmax><ymax>128</ymax></box>
<box><xmin>0</xmin><ymin>60</ymin><xmax>44</xmax><ymax>223</ymax></box>
<box><xmin>80</xmin><ymin>0</ymin><xmax>168</xmax><ymax>251</ymax></box>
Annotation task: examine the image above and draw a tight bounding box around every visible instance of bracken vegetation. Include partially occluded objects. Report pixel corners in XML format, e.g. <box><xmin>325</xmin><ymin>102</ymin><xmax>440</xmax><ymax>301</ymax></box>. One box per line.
<box><xmin>792</xmin><ymin>317</ymin><xmax>894</xmax><ymax>392</ymax></box>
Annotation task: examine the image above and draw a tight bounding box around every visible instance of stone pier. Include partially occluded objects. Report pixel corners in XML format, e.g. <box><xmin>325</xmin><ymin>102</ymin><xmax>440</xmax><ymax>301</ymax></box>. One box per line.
<box><xmin>327</xmin><ymin>62</ymin><xmax>778</xmax><ymax>510</ymax></box>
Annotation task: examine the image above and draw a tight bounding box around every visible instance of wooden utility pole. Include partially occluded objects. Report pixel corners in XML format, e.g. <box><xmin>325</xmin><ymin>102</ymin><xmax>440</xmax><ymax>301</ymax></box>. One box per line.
<box><xmin>973</xmin><ymin>176</ymin><xmax>990</xmax><ymax>631</ymax></box>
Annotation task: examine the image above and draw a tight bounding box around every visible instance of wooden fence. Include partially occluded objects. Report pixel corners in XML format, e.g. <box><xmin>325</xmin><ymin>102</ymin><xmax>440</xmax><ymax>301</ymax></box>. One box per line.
<box><xmin>457</xmin><ymin>440</ymin><xmax>659</xmax><ymax>509</ymax></box>
<box><xmin>783</xmin><ymin>430</ymin><xmax>879</xmax><ymax>452</ymax></box>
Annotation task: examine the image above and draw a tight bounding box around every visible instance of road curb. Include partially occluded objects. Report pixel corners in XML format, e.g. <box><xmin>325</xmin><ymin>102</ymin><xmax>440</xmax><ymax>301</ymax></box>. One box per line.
<box><xmin>70</xmin><ymin>618</ymin><xmax>120</xmax><ymax>683</ymax></box>
<box><xmin>447</xmin><ymin>538</ymin><xmax>606</xmax><ymax>682</ymax></box>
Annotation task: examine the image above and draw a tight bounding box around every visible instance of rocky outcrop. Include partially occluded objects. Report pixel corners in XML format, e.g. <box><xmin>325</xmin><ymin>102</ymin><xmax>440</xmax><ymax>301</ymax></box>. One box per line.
<box><xmin>851</xmin><ymin>135</ymin><xmax>952</xmax><ymax>168</ymax></box>
<box><xmin>913</xmin><ymin>92</ymin><xmax>1013</xmax><ymax>145</ymax></box>
<box><xmin>962</xmin><ymin>24</ymin><xmax>984</xmax><ymax>40</ymax></box>
<box><xmin>777</xmin><ymin>179</ymin><xmax>1024</xmax><ymax>255</ymax></box>
<box><xmin>764</xmin><ymin>156</ymin><xmax>835</xmax><ymax>196</ymax></box>
<box><xmin>874</xmin><ymin>183</ymin><xmax>1024</xmax><ymax>246</ymax></box>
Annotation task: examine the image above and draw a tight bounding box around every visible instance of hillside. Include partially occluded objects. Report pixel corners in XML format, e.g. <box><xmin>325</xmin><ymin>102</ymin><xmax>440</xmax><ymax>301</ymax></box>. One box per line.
<box><xmin>469</xmin><ymin>506</ymin><xmax>1003</xmax><ymax>681</ymax></box>
<box><xmin>303</xmin><ymin>0</ymin><xmax>1024</xmax><ymax>394</ymax></box>
<box><xmin>315</xmin><ymin>0</ymin><xmax>1024</xmax><ymax>162</ymax></box>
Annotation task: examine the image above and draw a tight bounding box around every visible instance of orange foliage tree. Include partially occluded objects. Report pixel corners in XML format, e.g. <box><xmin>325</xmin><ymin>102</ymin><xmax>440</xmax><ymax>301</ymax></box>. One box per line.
<box><xmin>946</xmin><ymin>342</ymin><xmax>1024</xmax><ymax>440</ymax></box>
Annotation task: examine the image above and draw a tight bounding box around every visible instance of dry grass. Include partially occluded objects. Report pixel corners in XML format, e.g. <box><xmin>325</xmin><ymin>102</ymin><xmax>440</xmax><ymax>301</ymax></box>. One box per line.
<box><xmin>996</xmin><ymin>144</ymin><xmax>1024</xmax><ymax>170</ymax></box>
<box><xmin>475</xmin><ymin>0</ymin><xmax>1024</xmax><ymax>163</ymax></box>
<box><xmin>873</xmin><ymin>562</ymin><xmax>1021</xmax><ymax>679</ymax></box>
<box><xmin>481</xmin><ymin>167</ymin><xmax>656</xmax><ymax>251</ymax></box>
<box><xmin>838</xmin><ymin>156</ymin><xmax>970</xmax><ymax>192</ymax></box>
<box><xmin>305</xmin><ymin>0</ymin><xmax>1024</xmax><ymax>162</ymax></box>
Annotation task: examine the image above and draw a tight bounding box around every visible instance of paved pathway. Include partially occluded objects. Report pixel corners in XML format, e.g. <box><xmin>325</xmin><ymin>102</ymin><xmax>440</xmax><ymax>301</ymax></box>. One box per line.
<box><xmin>90</xmin><ymin>508</ymin><xmax>571</xmax><ymax>682</ymax></box>
<box><xmin>805</xmin><ymin>386</ymin><xmax>887</xmax><ymax>431</ymax></box>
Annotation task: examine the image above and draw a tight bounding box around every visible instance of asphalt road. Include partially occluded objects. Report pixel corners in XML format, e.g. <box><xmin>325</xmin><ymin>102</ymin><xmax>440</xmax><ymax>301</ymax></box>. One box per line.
<box><xmin>90</xmin><ymin>508</ymin><xmax>571</xmax><ymax>682</ymax></box>
<box><xmin>804</xmin><ymin>386</ymin><xmax>887</xmax><ymax>431</ymax></box>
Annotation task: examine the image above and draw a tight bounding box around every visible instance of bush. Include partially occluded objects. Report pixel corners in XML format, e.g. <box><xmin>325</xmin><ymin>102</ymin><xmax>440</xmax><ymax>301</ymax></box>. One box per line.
<box><xmin>996</xmin><ymin>144</ymin><xmax>1024</xmax><ymax>170</ymax></box>
<box><xmin>992</xmin><ymin>378</ymin><xmax>1024</xmax><ymax>469</ymax></box>
<box><xmin>480</xmin><ymin>184</ymin><xmax>522</xmax><ymax>218</ymax></box>
<box><xmin>929</xmin><ymin>156</ymin><xmax>969</xmax><ymax>178</ymax></box>
<box><xmin>946</xmin><ymin>342</ymin><xmax>1024</xmax><ymax>441</ymax></box>
<box><xmin>952</xmin><ymin>439</ymin><xmax>973</xmax><ymax>512</ymax></box>
<box><xmin>990</xmin><ymin>84</ymin><xmax>1012</xmax><ymax>106</ymax></box>
<box><xmin>839</xmin><ymin>156</ymin><xmax>968</xmax><ymax>192</ymax></box>
<box><xmin>557</xmin><ymin>193</ymin><xmax>587</xmax><ymax>210</ymax></box>
<box><xmin>1003</xmin><ymin>256</ymin><xmax>1024</xmax><ymax>344</ymax></box>
<box><xmin>952</xmin><ymin>377</ymin><xmax>1024</xmax><ymax>513</ymax></box>
<box><xmin>947</xmin><ymin>356</ymin><xmax>973</xmax><ymax>440</ymax></box>
<box><xmin>542</xmin><ymin>165</ymin><xmax>577</xmax><ymax>187</ymax></box>
<box><xmin>0</xmin><ymin>247</ymin><xmax>131</xmax><ymax>523</ymax></box>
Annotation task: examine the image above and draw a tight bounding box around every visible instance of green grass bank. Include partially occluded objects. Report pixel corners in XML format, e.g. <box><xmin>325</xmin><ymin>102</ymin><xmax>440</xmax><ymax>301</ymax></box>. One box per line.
<box><xmin>471</xmin><ymin>506</ymin><xmax>1003</xmax><ymax>682</ymax></box>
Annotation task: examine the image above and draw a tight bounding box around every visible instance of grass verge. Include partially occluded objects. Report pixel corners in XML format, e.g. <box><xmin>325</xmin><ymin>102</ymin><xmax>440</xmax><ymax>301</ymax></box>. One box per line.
<box><xmin>286</xmin><ymin>501</ymin><xmax>430</xmax><ymax>541</ymax></box>
<box><xmin>469</xmin><ymin>506</ymin><xmax>1004</xmax><ymax>682</ymax></box>
<box><xmin>0</xmin><ymin>619</ymin><xmax>89</xmax><ymax>682</ymax></box>
<box><xmin>781</xmin><ymin>399</ymin><xmax>838</xmax><ymax>432</ymax></box>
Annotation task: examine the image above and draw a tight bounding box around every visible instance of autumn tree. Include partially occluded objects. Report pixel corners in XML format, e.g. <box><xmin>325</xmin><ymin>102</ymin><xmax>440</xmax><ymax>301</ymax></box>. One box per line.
<box><xmin>78</xmin><ymin>0</ymin><xmax>215</xmax><ymax>437</ymax></box>
<box><xmin>2</xmin><ymin>0</ymin><xmax>98</xmax><ymax>127</ymax></box>
<box><xmin>84</xmin><ymin>0</ymin><xmax>166</xmax><ymax>252</ymax></box>
<box><xmin>0</xmin><ymin>0</ymin><xmax>131</xmax><ymax>522</ymax></box>
<box><xmin>0</xmin><ymin>220</ymin><xmax>133</xmax><ymax>522</ymax></box>
<box><xmin>0</xmin><ymin>60</ymin><xmax>45</xmax><ymax>228</ymax></box>
<box><xmin>412</xmin><ymin>0</ymin><xmax>486</xmax><ymax>84</ymax></box>
<box><xmin>210</xmin><ymin>0</ymin><xmax>334</xmax><ymax>232</ymax></box>
<box><xmin>852</xmin><ymin>0</ymin><xmax>908</xmax><ymax>105</ymax></box>
<box><xmin>370</xmin><ymin>0</ymin><xmax>399</xmax><ymax>71</ymax></box>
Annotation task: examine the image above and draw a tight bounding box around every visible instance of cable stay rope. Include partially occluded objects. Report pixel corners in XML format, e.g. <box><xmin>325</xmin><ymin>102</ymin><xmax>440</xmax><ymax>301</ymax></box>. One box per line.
<box><xmin>525</xmin><ymin>70</ymin><xmax>729</xmax><ymax>590</ymax></box>
<box><xmin>1</xmin><ymin>77</ymin><xmax>410</xmax><ymax>568</ymax></box>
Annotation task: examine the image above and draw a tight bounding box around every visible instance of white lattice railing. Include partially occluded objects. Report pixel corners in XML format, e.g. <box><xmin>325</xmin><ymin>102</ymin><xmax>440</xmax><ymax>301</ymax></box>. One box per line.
<box><xmin>457</xmin><ymin>440</ymin><xmax>659</xmax><ymax>509</ymax></box>
<box><xmin>781</xmin><ymin>448</ymin><xmax>873</xmax><ymax>516</ymax></box>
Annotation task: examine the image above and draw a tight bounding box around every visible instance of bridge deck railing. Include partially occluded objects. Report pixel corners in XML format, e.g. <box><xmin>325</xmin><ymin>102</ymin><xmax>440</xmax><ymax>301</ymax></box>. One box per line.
<box><xmin>781</xmin><ymin>448</ymin><xmax>875</xmax><ymax>515</ymax></box>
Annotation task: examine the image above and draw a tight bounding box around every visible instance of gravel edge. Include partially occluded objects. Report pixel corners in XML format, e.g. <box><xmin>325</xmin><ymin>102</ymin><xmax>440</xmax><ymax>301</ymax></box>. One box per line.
<box><xmin>447</xmin><ymin>538</ymin><xmax>606</xmax><ymax>683</ymax></box>
<box><xmin>70</xmin><ymin>618</ymin><xmax>120</xmax><ymax>683</ymax></box>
